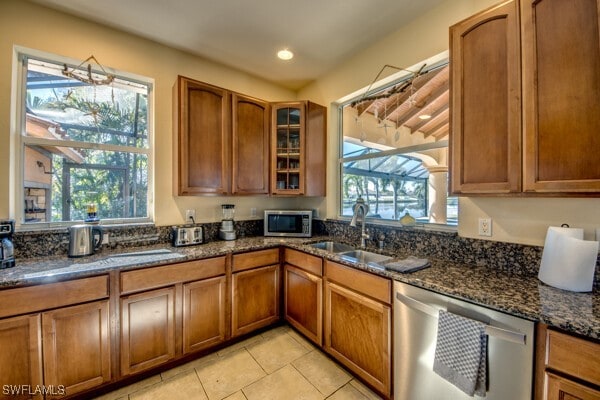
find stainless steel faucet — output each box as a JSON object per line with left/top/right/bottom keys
{"left": 350, "top": 197, "right": 370, "bottom": 248}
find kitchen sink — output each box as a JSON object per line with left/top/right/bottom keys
{"left": 309, "top": 241, "right": 355, "bottom": 253}
{"left": 339, "top": 250, "right": 393, "bottom": 265}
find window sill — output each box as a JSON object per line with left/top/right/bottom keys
{"left": 331, "top": 216, "right": 458, "bottom": 233}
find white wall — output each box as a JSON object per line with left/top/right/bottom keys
{"left": 298, "top": 0, "right": 600, "bottom": 246}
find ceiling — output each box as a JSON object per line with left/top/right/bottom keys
{"left": 351, "top": 64, "right": 449, "bottom": 141}
{"left": 31, "top": 0, "right": 445, "bottom": 90}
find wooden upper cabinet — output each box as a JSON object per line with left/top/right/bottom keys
{"left": 232, "top": 93, "right": 270, "bottom": 194}
{"left": 271, "top": 101, "right": 326, "bottom": 196}
{"left": 450, "top": 0, "right": 521, "bottom": 194}
{"left": 174, "top": 76, "right": 231, "bottom": 195}
{"left": 521, "top": 0, "right": 600, "bottom": 192}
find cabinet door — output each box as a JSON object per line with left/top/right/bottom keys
{"left": 284, "top": 264, "right": 322, "bottom": 345}
{"left": 271, "top": 102, "right": 306, "bottom": 195}
{"left": 174, "top": 76, "right": 231, "bottom": 195}
{"left": 42, "top": 301, "right": 110, "bottom": 398}
{"left": 232, "top": 93, "right": 270, "bottom": 194}
{"left": 325, "top": 281, "right": 391, "bottom": 397}
{"left": 232, "top": 265, "right": 280, "bottom": 337}
{"left": 121, "top": 287, "right": 175, "bottom": 375}
{"left": 545, "top": 372, "right": 600, "bottom": 400}
{"left": 522, "top": 0, "right": 600, "bottom": 192}
{"left": 183, "top": 276, "right": 226, "bottom": 354}
{"left": 450, "top": 0, "right": 521, "bottom": 194}
{"left": 0, "top": 315, "right": 42, "bottom": 400}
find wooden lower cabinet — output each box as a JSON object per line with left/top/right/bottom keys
{"left": 42, "top": 300, "right": 111, "bottom": 398}
{"left": 121, "top": 287, "right": 176, "bottom": 376}
{"left": 545, "top": 372, "right": 600, "bottom": 400}
{"left": 0, "top": 314, "right": 43, "bottom": 400}
{"left": 183, "top": 276, "right": 226, "bottom": 354}
{"left": 325, "top": 281, "right": 391, "bottom": 397}
{"left": 232, "top": 264, "right": 280, "bottom": 337}
{"left": 284, "top": 264, "right": 322, "bottom": 345}
{"left": 536, "top": 324, "right": 600, "bottom": 400}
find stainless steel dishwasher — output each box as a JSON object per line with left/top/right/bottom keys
{"left": 393, "top": 281, "right": 535, "bottom": 400}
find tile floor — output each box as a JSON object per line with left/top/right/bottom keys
{"left": 94, "top": 325, "right": 383, "bottom": 400}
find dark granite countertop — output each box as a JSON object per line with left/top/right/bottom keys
{"left": 1, "top": 236, "right": 598, "bottom": 341}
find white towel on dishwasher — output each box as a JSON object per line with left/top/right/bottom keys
{"left": 433, "top": 310, "right": 488, "bottom": 397}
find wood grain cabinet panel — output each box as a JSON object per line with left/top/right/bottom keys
{"left": 521, "top": 0, "right": 600, "bottom": 192}
{"left": 535, "top": 324, "right": 600, "bottom": 400}
{"left": 545, "top": 372, "right": 600, "bottom": 400}
{"left": 324, "top": 281, "right": 391, "bottom": 398}
{"left": 174, "top": 76, "right": 231, "bottom": 195}
{"left": 42, "top": 301, "right": 110, "bottom": 398}
{"left": 183, "top": 276, "right": 226, "bottom": 354}
{"left": 232, "top": 264, "right": 280, "bottom": 337}
{"left": 121, "top": 287, "right": 176, "bottom": 375}
{"left": 0, "top": 315, "right": 43, "bottom": 400}
{"left": 450, "top": 0, "right": 521, "bottom": 194}
{"left": 284, "top": 264, "right": 323, "bottom": 345}
{"left": 232, "top": 93, "right": 270, "bottom": 194}
{"left": 451, "top": 0, "right": 600, "bottom": 195}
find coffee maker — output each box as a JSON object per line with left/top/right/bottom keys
{"left": 0, "top": 219, "right": 16, "bottom": 268}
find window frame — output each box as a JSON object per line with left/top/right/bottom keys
{"left": 336, "top": 57, "right": 457, "bottom": 229}
{"left": 13, "top": 47, "right": 155, "bottom": 229}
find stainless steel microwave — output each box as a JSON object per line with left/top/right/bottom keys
{"left": 264, "top": 210, "right": 312, "bottom": 237}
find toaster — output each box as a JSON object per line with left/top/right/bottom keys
{"left": 172, "top": 225, "right": 203, "bottom": 247}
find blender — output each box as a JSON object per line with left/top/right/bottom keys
{"left": 219, "top": 204, "right": 237, "bottom": 240}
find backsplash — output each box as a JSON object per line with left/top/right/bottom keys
{"left": 320, "top": 220, "right": 600, "bottom": 286}
{"left": 11, "top": 219, "right": 599, "bottom": 287}
{"left": 13, "top": 219, "right": 264, "bottom": 259}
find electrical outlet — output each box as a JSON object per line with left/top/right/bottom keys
{"left": 250, "top": 208, "right": 257, "bottom": 218}
{"left": 478, "top": 218, "right": 492, "bottom": 237}
{"left": 102, "top": 232, "right": 110, "bottom": 245}
{"left": 185, "top": 209, "right": 196, "bottom": 223}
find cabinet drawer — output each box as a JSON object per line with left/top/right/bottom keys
{"left": 121, "top": 256, "right": 226, "bottom": 294}
{"left": 285, "top": 248, "right": 322, "bottom": 276}
{"left": 0, "top": 275, "right": 109, "bottom": 318}
{"left": 325, "top": 261, "right": 391, "bottom": 304}
{"left": 232, "top": 248, "right": 279, "bottom": 272}
{"left": 546, "top": 329, "right": 600, "bottom": 387}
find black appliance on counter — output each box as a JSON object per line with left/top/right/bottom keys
{"left": 0, "top": 219, "right": 15, "bottom": 268}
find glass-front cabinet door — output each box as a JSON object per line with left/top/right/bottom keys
{"left": 272, "top": 103, "right": 305, "bottom": 195}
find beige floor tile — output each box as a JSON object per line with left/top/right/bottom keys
{"left": 247, "top": 329, "right": 310, "bottom": 373}
{"left": 348, "top": 380, "right": 383, "bottom": 400}
{"left": 217, "top": 334, "right": 264, "bottom": 357}
{"left": 292, "top": 350, "right": 351, "bottom": 396}
{"left": 327, "top": 383, "right": 371, "bottom": 400}
{"left": 260, "top": 325, "right": 290, "bottom": 339}
{"left": 92, "top": 375, "right": 162, "bottom": 400}
{"left": 287, "top": 328, "right": 318, "bottom": 351}
{"left": 243, "top": 364, "right": 324, "bottom": 400}
{"left": 161, "top": 352, "right": 220, "bottom": 380}
{"left": 130, "top": 370, "right": 207, "bottom": 400}
{"left": 196, "top": 349, "right": 266, "bottom": 400}
{"left": 223, "top": 391, "right": 248, "bottom": 400}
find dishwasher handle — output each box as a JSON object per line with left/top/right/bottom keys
{"left": 396, "top": 291, "right": 527, "bottom": 346}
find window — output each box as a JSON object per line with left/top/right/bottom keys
{"left": 18, "top": 53, "right": 152, "bottom": 225}
{"left": 339, "top": 59, "right": 456, "bottom": 225}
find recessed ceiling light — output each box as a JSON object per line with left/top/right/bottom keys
{"left": 277, "top": 49, "right": 294, "bottom": 61}
{"left": 418, "top": 114, "right": 432, "bottom": 120}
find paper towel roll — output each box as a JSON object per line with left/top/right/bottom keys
{"left": 538, "top": 226, "right": 599, "bottom": 292}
